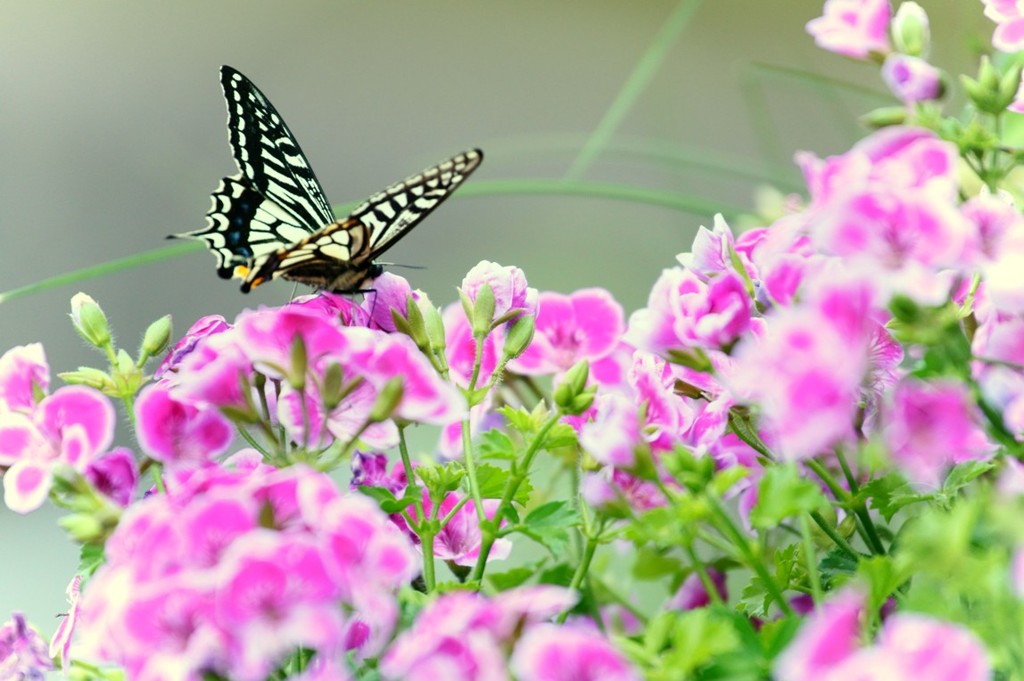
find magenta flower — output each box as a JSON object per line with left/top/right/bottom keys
{"left": 667, "top": 569, "right": 727, "bottom": 610}
{"left": 435, "top": 495, "right": 511, "bottom": 567}
{"left": 362, "top": 272, "right": 414, "bottom": 332}
{"left": 881, "top": 379, "right": 994, "bottom": 489}
{"left": 678, "top": 214, "right": 756, "bottom": 282}
{"left": 0, "top": 612, "right": 53, "bottom": 679}
{"left": 380, "top": 592, "right": 509, "bottom": 681}
{"left": 881, "top": 53, "right": 942, "bottom": 102}
{"left": 460, "top": 260, "right": 538, "bottom": 326}
{"left": 155, "top": 314, "right": 231, "bottom": 379}
{"left": 76, "top": 463, "right": 417, "bottom": 680}
{"left": 348, "top": 333, "right": 465, "bottom": 424}
{"left": 806, "top": 0, "right": 891, "bottom": 60}
{"left": 443, "top": 302, "right": 498, "bottom": 388}
{"left": 291, "top": 290, "right": 371, "bottom": 328}
{"left": 774, "top": 588, "right": 865, "bottom": 681}
{"left": 135, "top": 382, "right": 233, "bottom": 470}
{"left": 626, "top": 268, "right": 752, "bottom": 355}
{"left": 982, "top": 0, "right": 1024, "bottom": 52}
{"left": 874, "top": 614, "right": 991, "bottom": 681}
{"left": 510, "top": 623, "right": 639, "bottom": 681}
{"left": 1, "top": 385, "right": 116, "bottom": 513}
{"left": 85, "top": 447, "right": 138, "bottom": 507}
{"left": 961, "top": 191, "right": 1024, "bottom": 263}
{"left": 728, "top": 297, "right": 868, "bottom": 460}
{"left": 510, "top": 289, "right": 624, "bottom": 376}
{"left": 0, "top": 343, "right": 48, "bottom": 412}
{"left": 50, "top": 576, "right": 81, "bottom": 671}
{"left": 579, "top": 393, "right": 642, "bottom": 468}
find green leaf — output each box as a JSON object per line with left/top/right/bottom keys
{"left": 356, "top": 484, "right": 412, "bottom": 514}
{"left": 818, "top": 548, "right": 859, "bottom": 589}
{"left": 662, "top": 609, "right": 742, "bottom": 677}
{"left": 474, "top": 463, "right": 533, "bottom": 505}
{"left": 519, "top": 500, "right": 579, "bottom": 555}
{"left": 538, "top": 562, "right": 575, "bottom": 586}
{"left": 541, "top": 421, "right": 578, "bottom": 450}
{"left": 78, "top": 542, "right": 106, "bottom": 581}
{"left": 477, "top": 428, "right": 517, "bottom": 461}
{"left": 750, "top": 464, "right": 828, "bottom": 529}
{"left": 862, "top": 473, "right": 929, "bottom": 522}
{"left": 631, "top": 546, "right": 685, "bottom": 581}
{"left": 486, "top": 562, "right": 544, "bottom": 592}
{"left": 943, "top": 460, "right": 996, "bottom": 493}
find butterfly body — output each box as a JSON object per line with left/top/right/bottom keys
{"left": 174, "top": 66, "right": 482, "bottom": 293}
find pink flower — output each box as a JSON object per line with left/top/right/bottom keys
{"left": 874, "top": 614, "right": 991, "bottom": 681}
{"left": 510, "top": 289, "right": 624, "bottom": 376}
{"left": 626, "top": 268, "right": 752, "bottom": 355}
{"left": 77, "top": 464, "right": 416, "bottom": 681}
{"left": 135, "top": 382, "right": 233, "bottom": 470}
{"left": 50, "top": 576, "right": 81, "bottom": 671}
{"left": 85, "top": 447, "right": 138, "bottom": 507}
{"left": 410, "top": 491, "right": 511, "bottom": 567}
{"left": 362, "top": 272, "right": 415, "bottom": 332}
{"left": 961, "top": 191, "right": 1024, "bottom": 263}
{"left": 0, "top": 343, "right": 48, "bottom": 412}
{"left": 380, "top": 592, "right": 509, "bottom": 681}
{"left": 460, "top": 260, "right": 538, "bottom": 326}
{"left": 579, "top": 393, "right": 642, "bottom": 468}
{"left": 881, "top": 379, "right": 994, "bottom": 489}
{"left": 678, "top": 214, "right": 756, "bottom": 282}
{"left": 982, "top": 0, "right": 1024, "bottom": 52}
{"left": 0, "top": 612, "right": 53, "bottom": 679}
{"left": 155, "top": 314, "right": 231, "bottom": 379}
{"left": 774, "top": 588, "right": 865, "bottom": 681}
{"left": 667, "top": 569, "right": 727, "bottom": 610}
{"left": 0, "top": 385, "right": 116, "bottom": 513}
{"left": 511, "top": 623, "right": 639, "bottom": 681}
{"left": 443, "top": 303, "right": 498, "bottom": 389}
{"left": 348, "top": 333, "right": 466, "bottom": 425}
{"left": 806, "top": 0, "right": 891, "bottom": 59}
{"left": 728, "top": 296, "right": 868, "bottom": 460}
{"left": 881, "top": 54, "right": 942, "bottom": 102}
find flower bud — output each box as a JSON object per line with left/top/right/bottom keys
{"left": 554, "top": 360, "right": 592, "bottom": 413}
{"left": 370, "top": 377, "right": 404, "bottom": 423}
{"left": 140, "top": 315, "right": 172, "bottom": 359}
{"left": 287, "top": 335, "right": 307, "bottom": 390}
{"left": 69, "top": 293, "right": 111, "bottom": 349}
{"left": 471, "top": 283, "right": 497, "bottom": 337}
{"left": 419, "top": 297, "right": 447, "bottom": 358}
{"left": 502, "top": 315, "right": 535, "bottom": 360}
{"left": 396, "top": 292, "right": 430, "bottom": 351}
{"left": 891, "top": 2, "right": 929, "bottom": 57}
{"left": 861, "top": 106, "right": 908, "bottom": 129}
{"left": 57, "top": 367, "right": 116, "bottom": 392}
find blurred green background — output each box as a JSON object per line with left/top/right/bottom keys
{"left": 0, "top": 1, "right": 989, "bottom": 630}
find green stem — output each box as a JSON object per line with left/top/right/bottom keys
{"left": 564, "top": 0, "right": 704, "bottom": 179}
{"left": 706, "top": 493, "right": 794, "bottom": 616}
{"left": 470, "top": 410, "right": 563, "bottom": 584}
{"left": 809, "top": 510, "right": 861, "bottom": 561}
{"left": 685, "top": 545, "right": 725, "bottom": 607}
{"left": 559, "top": 526, "right": 601, "bottom": 624}
{"left": 799, "top": 514, "right": 824, "bottom": 605}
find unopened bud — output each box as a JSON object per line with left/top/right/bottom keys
{"left": 370, "top": 377, "right": 404, "bottom": 422}
{"left": 141, "top": 315, "right": 172, "bottom": 358}
{"left": 502, "top": 315, "right": 535, "bottom": 360}
{"left": 891, "top": 2, "right": 929, "bottom": 57}
{"left": 70, "top": 293, "right": 111, "bottom": 349}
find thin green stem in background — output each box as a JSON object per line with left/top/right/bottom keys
{"left": 564, "top": 0, "right": 705, "bottom": 180}
{"left": 0, "top": 179, "right": 734, "bottom": 305}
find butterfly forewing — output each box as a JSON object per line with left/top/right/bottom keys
{"left": 351, "top": 149, "right": 483, "bottom": 257}
{"left": 220, "top": 66, "right": 335, "bottom": 229}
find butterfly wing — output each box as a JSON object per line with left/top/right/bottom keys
{"left": 173, "top": 66, "right": 335, "bottom": 278}
{"left": 242, "top": 148, "right": 483, "bottom": 293}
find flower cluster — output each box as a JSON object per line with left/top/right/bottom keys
{"left": 7, "top": 1, "right": 1024, "bottom": 679}
{"left": 75, "top": 460, "right": 419, "bottom": 680}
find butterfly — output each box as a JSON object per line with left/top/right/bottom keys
{"left": 173, "top": 66, "right": 482, "bottom": 293}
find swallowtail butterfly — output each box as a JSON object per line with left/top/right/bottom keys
{"left": 173, "top": 66, "right": 482, "bottom": 293}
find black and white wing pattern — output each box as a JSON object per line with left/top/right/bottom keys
{"left": 173, "top": 66, "right": 335, "bottom": 279}
{"left": 241, "top": 149, "right": 483, "bottom": 293}
{"left": 175, "top": 66, "right": 482, "bottom": 293}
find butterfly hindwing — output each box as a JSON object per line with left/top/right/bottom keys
{"left": 242, "top": 149, "right": 483, "bottom": 293}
